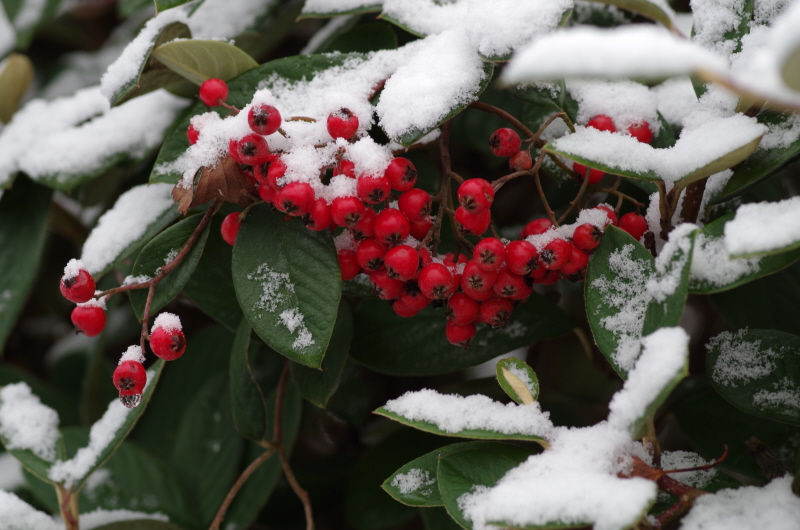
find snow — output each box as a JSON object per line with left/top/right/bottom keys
{"left": 390, "top": 468, "right": 435, "bottom": 495}
{"left": 0, "top": 452, "right": 24, "bottom": 491}
{"left": 247, "top": 264, "right": 295, "bottom": 313}
{"left": 63, "top": 259, "right": 86, "bottom": 281}
{"left": 707, "top": 329, "right": 779, "bottom": 387}
{"left": 752, "top": 0, "right": 793, "bottom": 24}
{"left": 646, "top": 223, "right": 696, "bottom": 302}
{"left": 11, "top": 0, "right": 46, "bottom": 36}
{"left": 0, "top": 8, "right": 15, "bottom": 59}
{"left": 752, "top": 377, "right": 800, "bottom": 411}
{"left": 679, "top": 476, "right": 800, "bottom": 530}
{"left": 188, "top": 0, "right": 279, "bottom": 40}
{"left": 567, "top": 80, "right": 662, "bottom": 135}
{"left": 80, "top": 183, "right": 176, "bottom": 276}
{"left": 302, "top": 0, "right": 379, "bottom": 14}
{"left": 119, "top": 345, "right": 146, "bottom": 365}
{"left": 524, "top": 207, "right": 611, "bottom": 250}
{"left": 78, "top": 295, "right": 107, "bottom": 310}
{"left": 382, "top": 388, "right": 555, "bottom": 439}
{"left": 278, "top": 308, "right": 315, "bottom": 351}
{"left": 690, "top": 232, "right": 761, "bottom": 287}
{"left": 502, "top": 26, "right": 726, "bottom": 84}
{"left": 652, "top": 77, "right": 698, "bottom": 128}
{"left": 661, "top": 450, "right": 718, "bottom": 490}
{"left": 0, "top": 490, "right": 58, "bottom": 530}
{"left": 760, "top": 112, "right": 800, "bottom": 150}
{"left": 724, "top": 196, "right": 800, "bottom": 256}
{"left": 0, "top": 383, "right": 60, "bottom": 462}
{"left": 152, "top": 312, "right": 182, "bottom": 333}
{"left": 690, "top": 0, "right": 749, "bottom": 58}
{"left": 79, "top": 509, "right": 169, "bottom": 529}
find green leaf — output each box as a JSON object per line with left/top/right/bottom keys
{"left": 544, "top": 141, "right": 662, "bottom": 183}
{"left": 689, "top": 212, "right": 800, "bottom": 294}
{"left": 0, "top": 419, "right": 64, "bottom": 485}
{"left": 781, "top": 43, "right": 800, "bottom": 92}
{"left": 152, "top": 40, "right": 258, "bottom": 86}
{"left": 80, "top": 333, "right": 117, "bottom": 426}
{"left": 437, "top": 444, "right": 532, "bottom": 529}
{"left": 316, "top": 22, "right": 398, "bottom": 54}
{"left": 706, "top": 329, "right": 800, "bottom": 426}
{"left": 155, "top": 0, "right": 192, "bottom": 13}
{"left": 230, "top": 319, "right": 268, "bottom": 442}
{"left": 291, "top": 301, "right": 353, "bottom": 408}
{"left": 128, "top": 213, "right": 210, "bottom": 320}
{"left": 0, "top": 364, "right": 80, "bottom": 426}
{"left": 421, "top": 507, "right": 462, "bottom": 530}
{"left": 496, "top": 358, "right": 539, "bottom": 405}
{"left": 508, "top": 79, "right": 578, "bottom": 129}
{"left": 642, "top": 229, "right": 696, "bottom": 336}
{"left": 0, "top": 177, "right": 51, "bottom": 356}
{"left": 350, "top": 296, "right": 573, "bottom": 376}
{"left": 651, "top": 111, "right": 678, "bottom": 149}
{"left": 298, "top": 3, "right": 382, "bottom": 18}
{"left": 383, "top": 441, "right": 535, "bottom": 508}
{"left": 673, "top": 136, "right": 763, "bottom": 193}
{"left": 232, "top": 205, "right": 341, "bottom": 368}
{"left": 0, "top": 53, "right": 33, "bottom": 124}
{"left": 583, "top": 0, "right": 676, "bottom": 29}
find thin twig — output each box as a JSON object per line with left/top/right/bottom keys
{"left": 558, "top": 172, "right": 592, "bottom": 225}
{"left": 287, "top": 116, "right": 317, "bottom": 123}
{"left": 493, "top": 151, "right": 547, "bottom": 191}
{"left": 468, "top": 101, "right": 541, "bottom": 146}
{"left": 595, "top": 188, "right": 645, "bottom": 209}
{"left": 422, "top": 121, "right": 454, "bottom": 250}
{"left": 273, "top": 361, "right": 291, "bottom": 444}
{"left": 279, "top": 448, "right": 315, "bottom": 530}
{"left": 663, "top": 445, "right": 729, "bottom": 475}
{"left": 207, "top": 447, "right": 277, "bottom": 530}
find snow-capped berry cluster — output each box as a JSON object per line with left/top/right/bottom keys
{"left": 572, "top": 114, "right": 654, "bottom": 185}
{"left": 60, "top": 259, "right": 106, "bottom": 338}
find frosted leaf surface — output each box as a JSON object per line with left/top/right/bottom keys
{"left": 652, "top": 77, "right": 699, "bottom": 128}
{"left": 690, "top": 233, "right": 761, "bottom": 287}
{"left": 708, "top": 329, "right": 779, "bottom": 387}
{"left": 391, "top": 468, "right": 436, "bottom": 495}
{"left": 752, "top": 378, "right": 800, "bottom": 411}
{"left": 690, "top": 0, "right": 749, "bottom": 58}
{"left": 79, "top": 509, "right": 170, "bottom": 529}
{"left": 0, "top": 452, "right": 24, "bottom": 491}
{"left": 189, "top": 0, "right": 279, "bottom": 40}
{"left": 724, "top": 196, "right": 800, "bottom": 256}
{"left": 0, "top": 490, "right": 59, "bottom": 530}
{"left": 302, "top": 0, "right": 381, "bottom": 14}
{"left": 0, "top": 383, "right": 60, "bottom": 462}
{"left": 661, "top": 450, "right": 718, "bottom": 490}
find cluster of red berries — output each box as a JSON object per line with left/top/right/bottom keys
{"left": 59, "top": 260, "right": 187, "bottom": 408}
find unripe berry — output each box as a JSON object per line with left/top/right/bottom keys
{"left": 353, "top": 208, "right": 376, "bottom": 240}
{"left": 457, "top": 179, "right": 494, "bottom": 214}
{"left": 586, "top": 115, "right": 616, "bottom": 132}
{"left": 398, "top": 188, "right": 432, "bottom": 222}
{"left": 187, "top": 124, "right": 200, "bottom": 145}
{"left": 229, "top": 134, "right": 270, "bottom": 166}
{"left": 521, "top": 218, "right": 553, "bottom": 238}
{"left": 627, "top": 122, "right": 653, "bottom": 144}
{"left": 302, "top": 198, "right": 332, "bottom": 231}
{"left": 199, "top": 78, "right": 228, "bottom": 107}
{"left": 473, "top": 237, "right": 505, "bottom": 272}
{"left": 384, "top": 158, "right": 417, "bottom": 191}
{"left": 619, "top": 212, "right": 648, "bottom": 241}
{"left": 370, "top": 269, "right": 404, "bottom": 300}
{"left": 60, "top": 261, "right": 96, "bottom": 303}
{"left": 572, "top": 223, "right": 603, "bottom": 251}
{"left": 357, "top": 175, "right": 390, "bottom": 205}
{"left": 509, "top": 150, "right": 533, "bottom": 171}
{"left": 445, "top": 321, "right": 477, "bottom": 349}
{"left": 384, "top": 245, "right": 418, "bottom": 281}
{"left": 71, "top": 305, "right": 106, "bottom": 337}
{"left": 418, "top": 263, "right": 455, "bottom": 299}
{"left": 561, "top": 244, "right": 589, "bottom": 276}
{"left": 573, "top": 162, "right": 605, "bottom": 185}
{"left": 540, "top": 239, "right": 573, "bottom": 270}
{"left": 334, "top": 159, "right": 356, "bottom": 178}
{"left": 221, "top": 212, "right": 241, "bottom": 246}
{"left": 276, "top": 182, "right": 315, "bottom": 216}
{"left": 373, "top": 208, "right": 410, "bottom": 247}
{"left": 504, "top": 240, "right": 538, "bottom": 276}
{"left": 356, "top": 239, "right": 386, "bottom": 272}
{"left": 248, "top": 104, "right": 282, "bottom": 136}
{"left": 338, "top": 249, "right": 361, "bottom": 281}
{"left": 409, "top": 217, "right": 432, "bottom": 240}
{"left": 489, "top": 128, "right": 521, "bottom": 157}
{"left": 461, "top": 260, "right": 497, "bottom": 301}
{"left": 446, "top": 293, "right": 479, "bottom": 326}
{"left": 331, "top": 196, "right": 365, "bottom": 227}
{"left": 455, "top": 207, "right": 491, "bottom": 236}
{"left": 327, "top": 108, "right": 359, "bottom": 139}
{"left": 113, "top": 360, "right": 146, "bottom": 408}
{"left": 492, "top": 267, "right": 529, "bottom": 299}
{"left": 479, "top": 297, "right": 513, "bottom": 328}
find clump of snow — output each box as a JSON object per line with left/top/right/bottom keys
{"left": 567, "top": 80, "right": 662, "bottom": 136}
{"left": 679, "top": 476, "right": 800, "bottom": 530}
{"left": 77, "top": 294, "right": 107, "bottom": 310}
{"left": 524, "top": 207, "right": 611, "bottom": 250}
{"left": 759, "top": 113, "right": 800, "bottom": 151}
{"left": 80, "top": 183, "right": 176, "bottom": 276}
{"left": 690, "top": 0, "right": 749, "bottom": 58}
{"left": 279, "top": 308, "right": 315, "bottom": 351}
{"left": 646, "top": 223, "right": 696, "bottom": 302}
{"left": 188, "top": 0, "right": 278, "bottom": 40}
{"left": 0, "top": 452, "right": 24, "bottom": 491}
{"left": 118, "top": 345, "right": 145, "bottom": 365}
{"left": 0, "top": 383, "right": 60, "bottom": 462}
{"left": 390, "top": 468, "right": 436, "bottom": 495}
{"left": 0, "top": 490, "right": 59, "bottom": 530}
{"left": 661, "top": 450, "right": 718, "bottom": 490}
{"left": 247, "top": 264, "right": 295, "bottom": 314}
{"left": 382, "top": 388, "right": 555, "bottom": 439}
{"left": 152, "top": 312, "right": 181, "bottom": 333}
{"left": 79, "top": 509, "right": 169, "bottom": 530}
{"left": 63, "top": 259, "right": 86, "bottom": 280}
{"left": 752, "top": 377, "right": 800, "bottom": 411}
{"left": 753, "top": 0, "right": 793, "bottom": 24}
{"left": 707, "top": 329, "right": 779, "bottom": 387}
{"left": 690, "top": 232, "right": 761, "bottom": 287}
{"left": 697, "top": 170, "right": 733, "bottom": 222}
{"left": 123, "top": 274, "right": 152, "bottom": 286}
{"left": 652, "top": 77, "right": 698, "bottom": 128}
{"left": 334, "top": 231, "right": 358, "bottom": 252}
{"left": 724, "top": 196, "right": 800, "bottom": 256}
{"left": 302, "top": 0, "right": 379, "bottom": 13}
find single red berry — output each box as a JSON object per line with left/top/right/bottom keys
{"left": 384, "top": 245, "right": 419, "bottom": 281}
{"left": 521, "top": 218, "right": 553, "bottom": 238}
{"left": 229, "top": 134, "right": 270, "bottom": 166}
{"left": 561, "top": 244, "right": 589, "bottom": 276}
{"left": 446, "top": 293, "right": 479, "bottom": 326}
{"left": 409, "top": 217, "right": 432, "bottom": 240}
{"left": 248, "top": 104, "right": 282, "bottom": 136}
{"left": 445, "top": 321, "right": 477, "bottom": 349}
{"left": 353, "top": 208, "right": 376, "bottom": 240}
{"left": 417, "top": 247, "right": 433, "bottom": 268}
{"left": 327, "top": 108, "right": 359, "bottom": 139}
{"left": 492, "top": 267, "right": 529, "bottom": 299}
{"left": 258, "top": 183, "right": 277, "bottom": 204}
{"left": 479, "top": 297, "right": 513, "bottom": 328}
{"left": 473, "top": 238, "right": 505, "bottom": 272}
{"left": 540, "top": 239, "right": 573, "bottom": 270}
{"left": 356, "top": 238, "right": 387, "bottom": 272}
{"left": 455, "top": 207, "right": 491, "bottom": 236}
{"left": 418, "top": 263, "right": 455, "bottom": 299}
{"left": 60, "top": 262, "right": 96, "bottom": 303}
{"left": 505, "top": 240, "right": 539, "bottom": 276}
{"left": 150, "top": 326, "right": 186, "bottom": 361}
{"left": 265, "top": 159, "right": 287, "bottom": 190}
{"left": 187, "top": 124, "right": 200, "bottom": 145}
{"left": 573, "top": 162, "right": 605, "bottom": 185}
{"left": 338, "top": 249, "right": 361, "bottom": 281}
{"left": 276, "top": 182, "right": 315, "bottom": 216}
{"left": 489, "top": 128, "right": 522, "bottom": 157}
{"left": 71, "top": 305, "right": 106, "bottom": 337}
{"left": 302, "top": 198, "right": 332, "bottom": 231}
{"left": 399, "top": 281, "right": 430, "bottom": 311}
{"left": 370, "top": 269, "right": 404, "bottom": 300}
{"left": 385, "top": 158, "right": 418, "bottom": 191}
{"left": 461, "top": 260, "right": 497, "bottom": 301}
{"left": 393, "top": 298, "right": 422, "bottom": 318}
{"left": 457, "top": 179, "right": 494, "bottom": 214}
{"left": 113, "top": 360, "right": 146, "bottom": 408}
{"left": 530, "top": 263, "right": 548, "bottom": 282}
{"left": 334, "top": 159, "right": 356, "bottom": 178}
{"left": 539, "top": 270, "right": 561, "bottom": 285}
{"left": 572, "top": 223, "right": 603, "bottom": 251}
{"left": 199, "top": 78, "right": 228, "bottom": 107}
{"left": 586, "top": 115, "right": 616, "bottom": 132}
{"left": 357, "top": 175, "right": 391, "bottom": 204}
{"left": 220, "top": 212, "right": 242, "bottom": 246}
{"left": 595, "top": 205, "right": 618, "bottom": 226}
{"left": 509, "top": 150, "right": 533, "bottom": 171}
{"left": 619, "top": 212, "right": 648, "bottom": 241}
{"left": 374, "top": 208, "right": 410, "bottom": 247}
{"left": 331, "top": 196, "right": 365, "bottom": 227}
{"left": 398, "top": 189, "right": 432, "bottom": 222}
{"left": 627, "top": 122, "right": 653, "bottom": 144}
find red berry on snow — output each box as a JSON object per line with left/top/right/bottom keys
{"left": 457, "top": 178, "right": 494, "bottom": 214}
{"left": 446, "top": 292, "right": 479, "bottom": 326}
{"left": 384, "top": 158, "right": 418, "bottom": 191}
{"left": 509, "top": 150, "right": 533, "bottom": 171}
{"left": 627, "top": 122, "right": 653, "bottom": 144}
{"left": 504, "top": 240, "right": 538, "bottom": 276}
{"left": 356, "top": 238, "right": 387, "bottom": 272}
{"left": 619, "top": 212, "right": 648, "bottom": 240}
{"left": 455, "top": 207, "right": 491, "bottom": 236}
{"left": 540, "top": 239, "right": 573, "bottom": 270}
{"left": 302, "top": 198, "right": 332, "bottom": 231}
{"left": 384, "top": 245, "right": 419, "bottom": 281}
{"left": 373, "top": 208, "right": 410, "bottom": 247}
{"left": 445, "top": 321, "right": 477, "bottom": 349}
{"left": 113, "top": 360, "right": 147, "bottom": 408}
{"left": 573, "top": 162, "right": 605, "bottom": 185}
{"left": 338, "top": 249, "right": 361, "bottom": 281}
{"left": 60, "top": 261, "right": 95, "bottom": 303}
{"left": 357, "top": 175, "right": 391, "bottom": 205}
{"left": 248, "top": 104, "right": 282, "bottom": 136}
{"left": 334, "top": 159, "right": 356, "bottom": 178}
{"left": 276, "top": 182, "right": 315, "bottom": 216}
{"left": 398, "top": 188, "right": 432, "bottom": 222}
{"left": 586, "top": 115, "right": 616, "bottom": 133}
{"left": 187, "top": 124, "right": 200, "bottom": 145}
{"left": 229, "top": 134, "right": 270, "bottom": 166}
{"left": 473, "top": 237, "right": 505, "bottom": 272}
{"left": 521, "top": 218, "right": 553, "bottom": 238}
{"left": 370, "top": 269, "right": 404, "bottom": 300}
{"left": 418, "top": 263, "right": 455, "bottom": 299}
{"left": 572, "top": 223, "right": 603, "bottom": 251}
{"left": 489, "top": 128, "right": 522, "bottom": 157}
{"left": 199, "top": 78, "right": 228, "bottom": 107}
{"left": 71, "top": 305, "right": 106, "bottom": 337}
{"left": 479, "top": 297, "right": 513, "bottom": 328}
{"left": 331, "top": 196, "right": 365, "bottom": 227}
{"left": 327, "top": 108, "right": 359, "bottom": 139}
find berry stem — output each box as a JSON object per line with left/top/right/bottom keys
{"left": 286, "top": 116, "right": 317, "bottom": 123}
{"left": 557, "top": 167, "right": 592, "bottom": 225}
{"left": 674, "top": 179, "right": 707, "bottom": 225}
{"left": 656, "top": 181, "right": 671, "bottom": 240}
{"left": 423, "top": 120, "right": 455, "bottom": 251}
{"left": 208, "top": 446, "right": 277, "bottom": 530}
{"left": 595, "top": 187, "right": 645, "bottom": 209}
{"left": 535, "top": 166, "right": 559, "bottom": 227}
{"left": 493, "top": 150, "right": 548, "bottom": 191}
{"left": 218, "top": 101, "right": 240, "bottom": 114}
{"left": 56, "top": 484, "right": 79, "bottom": 530}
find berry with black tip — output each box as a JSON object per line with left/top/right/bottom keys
{"left": 71, "top": 305, "right": 106, "bottom": 337}
{"left": 248, "top": 104, "right": 282, "bottom": 136}
{"left": 327, "top": 108, "right": 359, "bottom": 139}
{"left": 113, "top": 360, "right": 146, "bottom": 408}
{"left": 356, "top": 239, "right": 387, "bottom": 272}
{"left": 479, "top": 297, "right": 513, "bottom": 328}
{"left": 370, "top": 269, "right": 404, "bottom": 300}
{"left": 572, "top": 223, "right": 603, "bottom": 250}
{"left": 457, "top": 179, "right": 494, "bottom": 214}
{"left": 384, "top": 245, "right": 418, "bottom": 281}
{"left": 455, "top": 207, "right": 491, "bottom": 236}
{"left": 302, "top": 198, "right": 332, "bottom": 231}
{"left": 60, "top": 265, "right": 96, "bottom": 304}
{"left": 373, "top": 208, "right": 410, "bottom": 247}
{"left": 357, "top": 175, "right": 390, "bottom": 204}
{"left": 492, "top": 267, "right": 529, "bottom": 299}
{"left": 399, "top": 281, "right": 430, "bottom": 312}
{"left": 352, "top": 208, "right": 376, "bottom": 240}
{"left": 418, "top": 263, "right": 455, "bottom": 299}
{"left": 473, "top": 237, "right": 505, "bottom": 272}
{"left": 199, "top": 78, "right": 228, "bottom": 107}
{"left": 446, "top": 293, "right": 479, "bottom": 326}
{"left": 505, "top": 240, "right": 538, "bottom": 276}
{"left": 561, "top": 244, "right": 589, "bottom": 276}
{"left": 385, "top": 158, "right": 417, "bottom": 191}
{"left": 489, "top": 128, "right": 522, "bottom": 157}
{"left": 150, "top": 326, "right": 186, "bottom": 361}
{"left": 461, "top": 260, "right": 497, "bottom": 301}
{"left": 229, "top": 134, "right": 270, "bottom": 166}
{"left": 540, "top": 239, "right": 573, "bottom": 270}
{"left": 276, "top": 182, "right": 315, "bottom": 216}
{"left": 509, "top": 150, "right": 533, "bottom": 171}
{"left": 221, "top": 212, "right": 241, "bottom": 246}
{"left": 398, "top": 188, "right": 432, "bottom": 222}
{"left": 331, "top": 196, "right": 365, "bottom": 227}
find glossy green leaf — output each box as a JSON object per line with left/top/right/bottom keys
{"left": 0, "top": 177, "right": 51, "bottom": 355}
{"left": 651, "top": 111, "right": 678, "bottom": 149}
{"left": 642, "top": 229, "right": 696, "bottom": 337}
{"left": 421, "top": 507, "right": 462, "bottom": 529}
{"left": 152, "top": 40, "right": 258, "bottom": 86}
{"left": 232, "top": 205, "right": 340, "bottom": 368}
{"left": 509, "top": 79, "right": 578, "bottom": 129}
{"left": 80, "top": 333, "right": 117, "bottom": 426}
{"left": 291, "top": 301, "right": 353, "bottom": 408}
{"left": 438, "top": 444, "right": 532, "bottom": 529}
{"left": 155, "top": 0, "right": 192, "bottom": 13}
{"left": 351, "top": 296, "right": 573, "bottom": 376}
{"left": 689, "top": 212, "right": 800, "bottom": 294}
{"left": 496, "top": 357, "right": 539, "bottom": 405}
{"left": 317, "top": 22, "right": 398, "bottom": 54}
{"left": 230, "top": 319, "right": 268, "bottom": 442}
{"left": 584, "top": 0, "right": 676, "bottom": 29}
{"left": 129, "top": 213, "right": 210, "bottom": 320}
{"left": 707, "top": 329, "right": 800, "bottom": 426}
{"left": 298, "top": 3, "right": 382, "bottom": 18}
{"left": 0, "top": 53, "right": 33, "bottom": 124}
{"left": 673, "top": 136, "right": 763, "bottom": 193}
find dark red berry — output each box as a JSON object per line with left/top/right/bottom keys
{"left": 573, "top": 162, "right": 605, "bottom": 185}
{"left": 446, "top": 293, "right": 479, "bottom": 326}
{"left": 334, "top": 159, "right": 356, "bottom": 178}
{"left": 586, "top": 115, "right": 616, "bottom": 132}
{"left": 561, "top": 244, "right": 589, "bottom": 275}
{"left": 248, "top": 104, "right": 282, "bottom": 135}
{"left": 187, "top": 124, "right": 200, "bottom": 145}
{"left": 302, "top": 198, "right": 332, "bottom": 231}
{"left": 539, "top": 270, "right": 561, "bottom": 285}
{"left": 71, "top": 305, "right": 106, "bottom": 337}
{"left": 384, "top": 245, "right": 418, "bottom": 281}
{"left": 409, "top": 218, "right": 432, "bottom": 240}
{"left": 338, "top": 249, "right": 361, "bottom": 281}
{"left": 258, "top": 184, "right": 277, "bottom": 204}
{"left": 473, "top": 237, "right": 505, "bottom": 272}
{"left": 619, "top": 212, "right": 648, "bottom": 240}
{"left": 489, "top": 128, "right": 522, "bottom": 157}
{"left": 327, "top": 108, "right": 359, "bottom": 139}
{"left": 385, "top": 158, "right": 417, "bottom": 191}
{"left": 356, "top": 239, "right": 386, "bottom": 272}
{"left": 540, "top": 239, "right": 573, "bottom": 270}
{"left": 417, "top": 247, "right": 433, "bottom": 268}
{"left": 374, "top": 208, "right": 410, "bottom": 247}
{"left": 370, "top": 269, "right": 404, "bottom": 300}
{"left": 521, "top": 218, "right": 553, "bottom": 238}
{"left": 461, "top": 260, "right": 497, "bottom": 301}
{"left": 627, "top": 122, "right": 653, "bottom": 144}
{"left": 418, "top": 263, "right": 455, "bottom": 299}
{"left": 595, "top": 205, "right": 618, "bottom": 226}
{"left": 457, "top": 179, "right": 494, "bottom": 214}
{"left": 455, "top": 207, "right": 491, "bottom": 236}
{"left": 60, "top": 263, "right": 95, "bottom": 303}
{"left": 479, "top": 297, "right": 513, "bottom": 328}
{"left": 357, "top": 175, "right": 390, "bottom": 204}
{"left": 229, "top": 134, "right": 270, "bottom": 165}
{"left": 445, "top": 321, "right": 477, "bottom": 349}
{"left": 331, "top": 196, "right": 365, "bottom": 227}
{"left": 505, "top": 240, "right": 538, "bottom": 276}
{"left": 150, "top": 326, "right": 186, "bottom": 361}
{"left": 352, "top": 208, "right": 376, "bottom": 240}
{"left": 572, "top": 223, "right": 603, "bottom": 250}
{"left": 492, "top": 267, "right": 529, "bottom": 299}
{"left": 199, "top": 78, "right": 228, "bottom": 107}
{"left": 276, "top": 182, "right": 315, "bottom": 216}
{"left": 398, "top": 189, "right": 432, "bottom": 222}
{"left": 509, "top": 150, "right": 533, "bottom": 171}
{"left": 113, "top": 360, "right": 146, "bottom": 408}
{"left": 221, "top": 212, "right": 241, "bottom": 245}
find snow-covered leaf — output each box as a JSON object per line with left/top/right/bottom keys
{"left": 232, "top": 205, "right": 340, "bottom": 369}
{"left": 0, "top": 490, "right": 57, "bottom": 530}
{"left": 91, "top": 522, "right": 185, "bottom": 530}
{"left": 724, "top": 196, "right": 800, "bottom": 258}
{"left": 299, "top": 1, "right": 381, "bottom": 18}
{"left": 585, "top": 0, "right": 676, "bottom": 29}
{"left": 706, "top": 329, "right": 800, "bottom": 426}
{"left": 509, "top": 79, "right": 578, "bottom": 126}
{"left": 156, "top": 0, "right": 194, "bottom": 13}
{"left": 229, "top": 319, "right": 268, "bottom": 443}
{"left": 780, "top": 41, "right": 800, "bottom": 91}
{"left": 0, "top": 53, "right": 32, "bottom": 124}
{"left": 495, "top": 357, "right": 539, "bottom": 405}
{"left": 315, "top": 22, "right": 398, "bottom": 54}
{"left": 151, "top": 40, "right": 258, "bottom": 86}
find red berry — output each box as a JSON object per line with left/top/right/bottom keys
{"left": 595, "top": 205, "right": 618, "bottom": 226}
{"left": 242, "top": 168, "right": 257, "bottom": 188}
{"left": 398, "top": 188, "right": 432, "bottom": 222}
{"left": 199, "top": 78, "right": 228, "bottom": 107}
{"left": 521, "top": 218, "right": 553, "bottom": 238}
{"left": 473, "top": 238, "right": 505, "bottom": 272}
{"left": 258, "top": 183, "right": 277, "bottom": 204}
{"left": 509, "top": 151, "right": 533, "bottom": 171}
{"left": 619, "top": 212, "right": 648, "bottom": 240}
{"left": 352, "top": 208, "right": 376, "bottom": 240}
{"left": 409, "top": 217, "right": 432, "bottom": 240}
{"left": 356, "top": 239, "right": 387, "bottom": 272}
{"left": 229, "top": 134, "right": 270, "bottom": 166}
{"left": 399, "top": 281, "right": 430, "bottom": 311}
{"left": 418, "top": 263, "right": 455, "bottom": 299}
{"left": 489, "top": 128, "right": 522, "bottom": 157}
{"left": 627, "top": 122, "right": 653, "bottom": 144}
{"left": 540, "top": 239, "right": 572, "bottom": 270}
{"left": 370, "top": 269, "right": 404, "bottom": 300}
{"left": 150, "top": 326, "right": 186, "bottom": 361}
{"left": 338, "top": 249, "right": 361, "bottom": 281}
{"left": 187, "top": 124, "right": 200, "bottom": 145}
{"left": 248, "top": 104, "right": 282, "bottom": 136}
{"left": 455, "top": 207, "right": 491, "bottom": 236}
{"left": 327, "top": 108, "right": 359, "bottom": 139}
{"left": 265, "top": 159, "right": 287, "bottom": 190}
{"left": 384, "top": 158, "right": 417, "bottom": 191}
{"left": 417, "top": 247, "right": 433, "bottom": 268}
{"left": 492, "top": 267, "right": 530, "bottom": 299}
{"left": 357, "top": 175, "right": 390, "bottom": 204}
{"left": 586, "top": 115, "right": 616, "bottom": 132}
{"left": 572, "top": 223, "right": 603, "bottom": 251}
{"left": 331, "top": 196, "right": 365, "bottom": 227}
{"left": 71, "top": 305, "right": 106, "bottom": 337}
{"left": 561, "top": 244, "right": 589, "bottom": 276}
{"left": 276, "top": 182, "right": 315, "bottom": 216}
{"left": 220, "top": 212, "right": 241, "bottom": 246}
{"left": 373, "top": 208, "right": 410, "bottom": 247}
{"left": 573, "top": 162, "right": 605, "bottom": 185}
{"left": 113, "top": 360, "right": 146, "bottom": 408}
{"left": 445, "top": 321, "right": 477, "bottom": 349}
{"left": 530, "top": 264, "right": 548, "bottom": 282}
{"left": 302, "top": 198, "right": 332, "bottom": 231}
{"left": 446, "top": 293, "right": 479, "bottom": 326}
{"left": 60, "top": 263, "right": 96, "bottom": 303}
{"left": 334, "top": 159, "right": 356, "bottom": 178}
{"left": 393, "top": 298, "right": 422, "bottom": 318}
{"left": 384, "top": 245, "right": 419, "bottom": 281}
{"left": 504, "top": 240, "right": 538, "bottom": 276}
{"left": 461, "top": 260, "right": 497, "bottom": 301}
{"left": 479, "top": 297, "right": 513, "bottom": 328}
{"left": 458, "top": 179, "right": 494, "bottom": 214}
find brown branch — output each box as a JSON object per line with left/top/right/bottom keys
{"left": 595, "top": 187, "right": 646, "bottom": 209}
{"left": 57, "top": 485, "right": 79, "bottom": 530}
{"left": 494, "top": 150, "right": 548, "bottom": 191}
{"left": 422, "top": 121, "right": 455, "bottom": 251}
{"left": 208, "top": 447, "right": 277, "bottom": 530}
{"left": 557, "top": 170, "right": 591, "bottom": 225}
{"left": 676, "top": 179, "right": 707, "bottom": 225}
{"left": 273, "top": 360, "right": 291, "bottom": 444}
